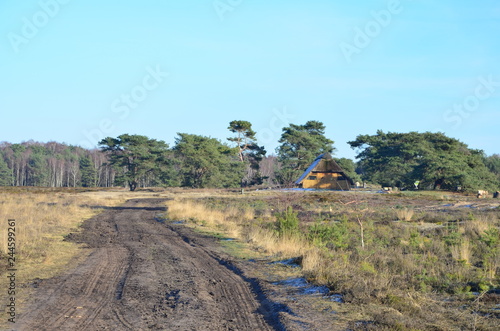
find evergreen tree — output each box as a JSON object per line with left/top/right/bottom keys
{"left": 484, "top": 154, "right": 500, "bottom": 182}
{"left": 276, "top": 121, "right": 335, "bottom": 184}
{"left": 227, "top": 120, "right": 266, "bottom": 186}
{"left": 157, "top": 150, "right": 182, "bottom": 187}
{"left": 174, "top": 133, "right": 244, "bottom": 188}
{"left": 79, "top": 155, "right": 97, "bottom": 187}
{"left": 99, "top": 134, "right": 170, "bottom": 191}
{"left": 334, "top": 157, "right": 362, "bottom": 183}
{"left": 0, "top": 156, "right": 12, "bottom": 186}
{"left": 28, "top": 149, "right": 49, "bottom": 186}
{"left": 349, "top": 131, "right": 499, "bottom": 191}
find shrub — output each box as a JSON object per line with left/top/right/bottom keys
{"left": 274, "top": 206, "right": 300, "bottom": 237}
{"left": 307, "top": 217, "right": 349, "bottom": 249}
{"left": 480, "top": 228, "right": 499, "bottom": 248}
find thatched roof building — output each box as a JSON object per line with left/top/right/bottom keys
{"left": 295, "top": 153, "right": 354, "bottom": 190}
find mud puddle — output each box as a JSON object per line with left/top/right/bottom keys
{"left": 273, "top": 277, "right": 343, "bottom": 303}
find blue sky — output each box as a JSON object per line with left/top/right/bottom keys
{"left": 1, "top": 0, "right": 499, "bottom": 159}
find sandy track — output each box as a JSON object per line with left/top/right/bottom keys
{"left": 17, "top": 199, "right": 280, "bottom": 330}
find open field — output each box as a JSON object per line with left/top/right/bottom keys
{"left": 1, "top": 187, "right": 499, "bottom": 330}
{"left": 166, "top": 189, "right": 500, "bottom": 330}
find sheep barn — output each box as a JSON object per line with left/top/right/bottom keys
{"left": 295, "top": 153, "right": 354, "bottom": 190}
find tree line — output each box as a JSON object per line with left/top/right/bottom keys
{"left": 0, "top": 121, "right": 498, "bottom": 192}
{"left": 350, "top": 131, "right": 500, "bottom": 192}
{"left": 0, "top": 141, "right": 115, "bottom": 187}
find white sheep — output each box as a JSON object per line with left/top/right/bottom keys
{"left": 477, "top": 190, "right": 488, "bottom": 198}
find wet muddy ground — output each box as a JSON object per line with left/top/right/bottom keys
{"left": 15, "top": 198, "right": 343, "bottom": 330}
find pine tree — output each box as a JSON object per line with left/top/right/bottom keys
{"left": 99, "top": 134, "right": 170, "bottom": 191}
{"left": 80, "top": 155, "right": 97, "bottom": 187}
{"left": 0, "top": 156, "right": 12, "bottom": 186}
{"left": 277, "top": 121, "right": 335, "bottom": 184}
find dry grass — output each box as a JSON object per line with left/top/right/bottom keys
{"left": 244, "top": 226, "right": 277, "bottom": 250}
{"left": 301, "top": 247, "right": 335, "bottom": 284}
{"left": 450, "top": 238, "right": 472, "bottom": 264}
{"left": 0, "top": 191, "right": 126, "bottom": 265}
{"left": 165, "top": 192, "right": 500, "bottom": 330}
{"left": 167, "top": 198, "right": 308, "bottom": 259}
{"left": 3, "top": 189, "right": 473, "bottom": 330}
{"left": 271, "top": 235, "right": 308, "bottom": 258}
{"left": 463, "top": 215, "right": 492, "bottom": 237}
{"left": 0, "top": 190, "right": 127, "bottom": 325}
{"left": 167, "top": 199, "right": 230, "bottom": 227}
{"left": 395, "top": 208, "right": 414, "bottom": 221}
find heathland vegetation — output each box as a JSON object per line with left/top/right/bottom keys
{"left": 1, "top": 187, "right": 498, "bottom": 329}
{"left": 1, "top": 122, "right": 499, "bottom": 192}
{"left": 1, "top": 152, "right": 499, "bottom": 329}
{"left": 1, "top": 121, "right": 499, "bottom": 327}
{"left": 166, "top": 190, "right": 500, "bottom": 330}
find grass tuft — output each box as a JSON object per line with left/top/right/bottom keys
{"left": 395, "top": 208, "right": 414, "bottom": 221}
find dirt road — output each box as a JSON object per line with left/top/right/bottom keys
{"left": 17, "top": 199, "right": 283, "bottom": 330}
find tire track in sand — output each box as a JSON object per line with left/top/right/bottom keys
{"left": 18, "top": 246, "right": 128, "bottom": 331}
{"left": 17, "top": 198, "right": 281, "bottom": 330}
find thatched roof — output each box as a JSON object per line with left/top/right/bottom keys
{"left": 295, "top": 153, "right": 353, "bottom": 185}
